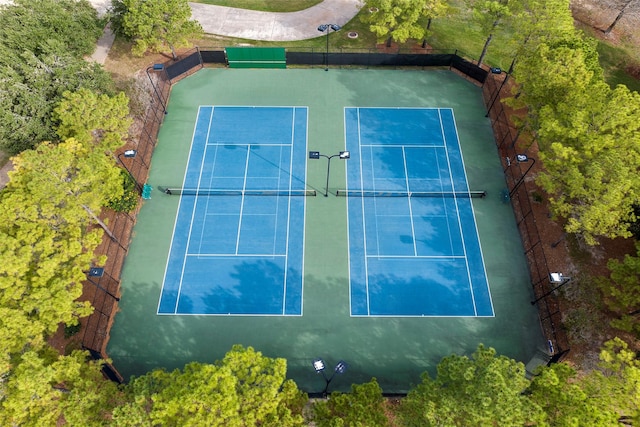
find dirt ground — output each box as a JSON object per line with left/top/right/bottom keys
{"left": 572, "top": 0, "right": 640, "bottom": 47}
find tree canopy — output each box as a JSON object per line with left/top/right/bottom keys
{"left": 504, "top": 0, "right": 640, "bottom": 244}
{"left": 111, "top": 345, "right": 307, "bottom": 426}
{"left": 362, "top": 0, "right": 449, "bottom": 47}
{"left": 0, "top": 135, "right": 125, "bottom": 373}
{"left": 398, "top": 344, "right": 545, "bottom": 426}
{"left": 0, "top": 0, "right": 112, "bottom": 154}
{"left": 111, "top": 0, "right": 203, "bottom": 58}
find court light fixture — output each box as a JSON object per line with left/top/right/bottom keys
{"left": 317, "top": 23, "right": 341, "bottom": 71}
{"left": 86, "top": 266, "right": 120, "bottom": 301}
{"left": 313, "top": 358, "right": 348, "bottom": 397}
{"left": 309, "top": 150, "right": 350, "bottom": 197}
{"left": 508, "top": 154, "right": 536, "bottom": 198}
{"left": 531, "top": 272, "right": 571, "bottom": 305}
{"left": 146, "top": 63, "right": 168, "bottom": 114}
{"left": 118, "top": 150, "right": 142, "bottom": 193}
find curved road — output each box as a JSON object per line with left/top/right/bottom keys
{"left": 189, "top": 0, "right": 363, "bottom": 41}
{"left": 83, "top": 0, "right": 363, "bottom": 41}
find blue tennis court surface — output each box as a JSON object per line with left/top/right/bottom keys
{"left": 345, "top": 108, "right": 494, "bottom": 317}
{"left": 158, "top": 106, "right": 308, "bottom": 315}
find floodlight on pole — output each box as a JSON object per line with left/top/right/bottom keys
{"left": 313, "top": 358, "right": 348, "bottom": 397}
{"left": 317, "top": 24, "right": 341, "bottom": 71}
{"left": 146, "top": 64, "right": 168, "bottom": 114}
{"left": 531, "top": 272, "right": 572, "bottom": 305}
{"left": 87, "top": 267, "right": 120, "bottom": 301}
{"left": 117, "top": 150, "right": 142, "bottom": 192}
{"left": 508, "top": 154, "right": 536, "bottom": 197}
{"left": 309, "top": 150, "right": 350, "bottom": 197}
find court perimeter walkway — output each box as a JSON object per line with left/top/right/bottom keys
{"left": 189, "top": 0, "right": 364, "bottom": 41}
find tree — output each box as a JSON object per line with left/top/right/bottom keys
{"left": 527, "top": 362, "right": 619, "bottom": 425}
{"left": 535, "top": 82, "right": 640, "bottom": 244}
{"left": 0, "top": 349, "right": 121, "bottom": 426}
{"left": 512, "top": 0, "right": 575, "bottom": 53}
{"left": 468, "top": 0, "right": 514, "bottom": 67}
{"left": 588, "top": 337, "right": 640, "bottom": 423}
{"left": 112, "top": 345, "right": 307, "bottom": 426}
{"left": 0, "top": 0, "right": 113, "bottom": 154}
{"left": 111, "top": 0, "right": 203, "bottom": 59}
{"left": 54, "top": 89, "right": 132, "bottom": 153}
{"left": 313, "top": 378, "right": 390, "bottom": 427}
{"left": 0, "top": 48, "right": 113, "bottom": 154}
{"left": 597, "top": 243, "right": 640, "bottom": 335}
{"left": 398, "top": 344, "right": 545, "bottom": 426}
{"left": 362, "top": 0, "right": 448, "bottom": 48}
{"left": 0, "top": 139, "right": 123, "bottom": 371}
{"left": 0, "top": 0, "right": 102, "bottom": 59}
{"left": 529, "top": 338, "right": 640, "bottom": 425}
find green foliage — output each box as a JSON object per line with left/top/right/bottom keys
{"left": 107, "top": 169, "right": 140, "bottom": 213}
{"left": 509, "top": 25, "right": 640, "bottom": 244}
{"left": 362, "top": 0, "right": 449, "bottom": 45}
{"left": 111, "top": 0, "right": 203, "bottom": 58}
{"left": 0, "top": 0, "right": 113, "bottom": 154}
{"left": 527, "top": 362, "right": 619, "bottom": 426}
{"left": 0, "top": 0, "right": 102, "bottom": 58}
{"left": 596, "top": 243, "right": 640, "bottom": 336}
{"left": 398, "top": 344, "right": 545, "bottom": 426}
{"left": 63, "top": 322, "right": 82, "bottom": 339}
{"left": 0, "top": 139, "right": 123, "bottom": 373}
{"left": 467, "top": 0, "right": 513, "bottom": 65}
{"left": 0, "top": 350, "right": 121, "bottom": 426}
{"left": 54, "top": 89, "right": 132, "bottom": 153}
{"left": 112, "top": 345, "right": 307, "bottom": 426}
{"left": 313, "top": 378, "right": 390, "bottom": 427}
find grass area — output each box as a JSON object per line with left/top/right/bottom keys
{"left": 140, "top": 1, "right": 638, "bottom": 91}
{"left": 190, "top": 0, "right": 322, "bottom": 12}
{"left": 596, "top": 41, "right": 640, "bottom": 92}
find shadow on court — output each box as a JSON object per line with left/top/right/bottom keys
{"left": 107, "top": 68, "right": 546, "bottom": 393}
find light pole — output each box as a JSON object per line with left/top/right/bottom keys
{"left": 309, "top": 150, "right": 350, "bottom": 197}
{"left": 317, "top": 24, "right": 341, "bottom": 71}
{"left": 313, "top": 358, "right": 348, "bottom": 397}
{"left": 88, "top": 267, "right": 120, "bottom": 301}
{"left": 531, "top": 272, "right": 571, "bottom": 305}
{"left": 508, "top": 154, "right": 536, "bottom": 197}
{"left": 117, "top": 149, "right": 141, "bottom": 192}
{"left": 146, "top": 63, "right": 168, "bottom": 114}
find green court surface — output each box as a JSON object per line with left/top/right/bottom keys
{"left": 106, "top": 68, "right": 545, "bottom": 393}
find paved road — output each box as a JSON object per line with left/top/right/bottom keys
{"left": 190, "top": 0, "right": 363, "bottom": 41}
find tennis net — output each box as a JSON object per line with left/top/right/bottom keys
{"left": 164, "top": 188, "right": 316, "bottom": 197}
{"left": 335, "top": 189, "right": 487, "bottom": 198}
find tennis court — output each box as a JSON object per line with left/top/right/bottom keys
{"left": 159, "top": 106, "right": 309, "bottom": 315}
{"left": 344, "top": 107, "right": 492, "bottom": 316}
{"left": 107, "top": 69, "right": 545, "bottom": 393}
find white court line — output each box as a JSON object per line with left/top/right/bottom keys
{"left": 174, "top": 108, "right": 215, "bottom": 314}
{"left": 439, "top": 109, "right": 477, "bottom": 316}
{"left": 281, "top": 107, "right": 296, "bottom": 315}
{"left": 361, "top": 144, "right": 446, "bottom": 148}
{"left": 206, "top": 142, "right": 292, "bottom": 146}
{"left": 366, "top": 255, "right": 466, "bottom": 259}
{"left": 447, "top": 109, "right": 495, "bottom": 316}
{"left": 234, "top": 145, "right": 252, "bottom": 255}
{"left": 356, "top": 108, "right": 372, "bottom": 316}
{"left": 299, "top": 107, "right": 310, "bottom": 317}
{"left": 344, "top": 108, "right": 353, "bottom": 317}
{"left": 402, "top": 146, "right": 418, "bottom": 257}
{"left": 158, "top": 106, "right": 208, "bottom": 314}
{"left": 187, "top": 253, "right": 287, "bottom": 258}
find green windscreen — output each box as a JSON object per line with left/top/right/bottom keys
{"left": 225, "top": 47, "right": 286, "bottom": 69}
